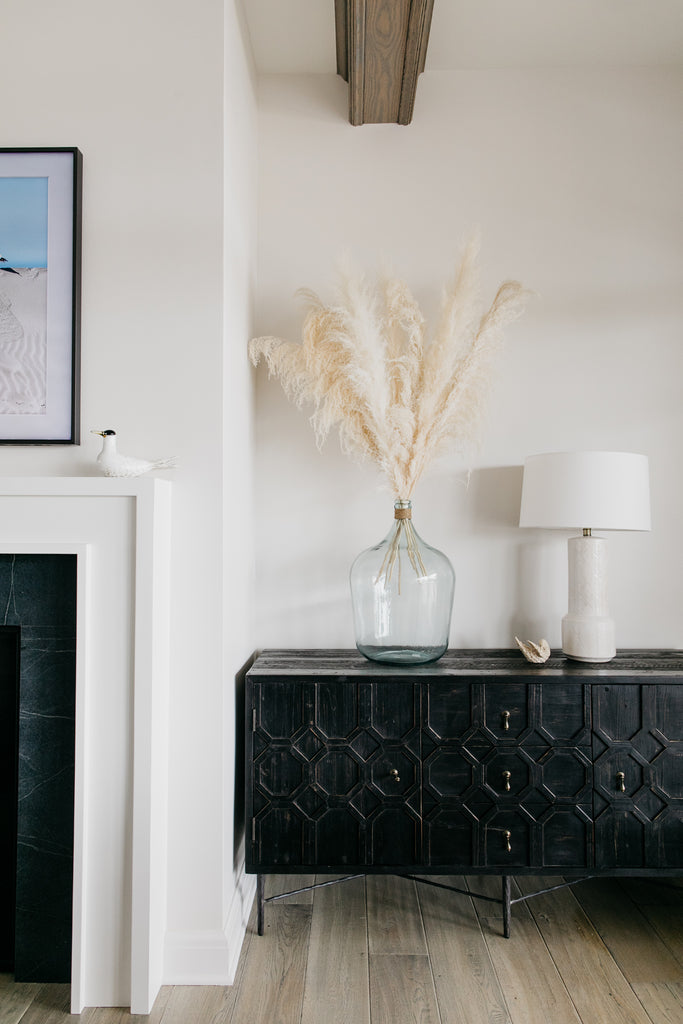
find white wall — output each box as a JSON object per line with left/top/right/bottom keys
{"left": 254, "top": 69, "right": 683, "bottom": 652}
{"left": 221, "top": 0, "right": 258, "bottom": 966}
{"left": 0, "top": 0, "right": 257, "bottom": 1000}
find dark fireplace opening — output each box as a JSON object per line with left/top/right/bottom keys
{"left": 0, "top": 554, "right": 77, "bottom": 983}
{"left": 0, "top": 626, "right": 19, "bottom": 972}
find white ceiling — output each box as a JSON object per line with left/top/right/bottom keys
{"left": 243, "top": 0, "right": 683, "bottom": 75}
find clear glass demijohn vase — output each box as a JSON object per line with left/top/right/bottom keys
{"left": 349, "top": 500, "right": 455, "bottom": 665}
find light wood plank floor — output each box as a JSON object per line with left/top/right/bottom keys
{"left": 1, "top": 876, "right": 681, "bottom": 1024}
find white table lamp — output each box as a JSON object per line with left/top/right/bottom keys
{"left": 519, "top": 451, "right": 651, "bottom": 662}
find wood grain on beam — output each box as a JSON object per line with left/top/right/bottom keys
{"left": 335, "top": 0, "right": 434, "bottom": 125}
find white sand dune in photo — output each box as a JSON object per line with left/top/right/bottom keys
{"left": 0, "top": 268, "right": 47, "bottom": 415}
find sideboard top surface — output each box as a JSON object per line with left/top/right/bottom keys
{"left": 248, "top": 648, "right": 683, "bottom": 680}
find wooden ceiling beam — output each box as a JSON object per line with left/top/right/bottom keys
{"left": 335, "top": 0, "right": 435, "bottom": 125}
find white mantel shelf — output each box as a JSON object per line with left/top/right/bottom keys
{"left": 0, "top": 477, "right": 172, "bottom": 1014}
{"left": 0, "top": 475, "right": 170, "bottom": 495}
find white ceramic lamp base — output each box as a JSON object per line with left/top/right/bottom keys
{"left": 561, "top": 534, "right": 616, "bottom": 663}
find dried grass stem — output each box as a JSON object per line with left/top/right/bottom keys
{"left": 375, "top": 519, "right": 427, "bottom": 591}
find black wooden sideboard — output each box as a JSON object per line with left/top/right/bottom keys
{"left": 245, "top": 649, "right": 682, "bottom": 935}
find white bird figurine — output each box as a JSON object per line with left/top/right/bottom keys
{"left": 92, "top": 429, "right": 178, "bottom": 477}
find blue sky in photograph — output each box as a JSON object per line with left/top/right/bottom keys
{"left": 0, "top": 177, "right": 48, "bottom": 268}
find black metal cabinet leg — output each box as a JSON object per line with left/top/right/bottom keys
{"left": 502, "top": 876, "right": 512, "bottom": 938}
{"left": 257, "top": 873, "right": 265, "bottom": 936}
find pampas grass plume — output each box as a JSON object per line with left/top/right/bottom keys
{"left": 249, "top": 239, "right": 529, "bottom": 498}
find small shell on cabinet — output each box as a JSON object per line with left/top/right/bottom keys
{"left": 515, "top": 637, "right": 551, "bottom": 664}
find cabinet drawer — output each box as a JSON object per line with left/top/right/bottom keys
{"left": 479, "top": 682, "right": 589, "bottom": 747}
{"left": 423, "top": 806, "right": 589, "bottom": 871}
{"left": 484, "top": 806, "right": 592, "bottom": 869}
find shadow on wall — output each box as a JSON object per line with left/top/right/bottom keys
{"left": 467, "top": 465, "right": 523, "bottom": 530}
{"left": 465, "top": 465, "right": 566, "bottom": 646}
{"left": 513, "top": 538, "right": 567, "bottom": 645}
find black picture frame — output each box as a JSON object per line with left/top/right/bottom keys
{"left": 0, "top": 147, "right": 82, "bottom": 444}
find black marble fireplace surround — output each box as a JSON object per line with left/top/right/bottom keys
{"left": 0, "top": 554, "right": 76, "bottom": 983}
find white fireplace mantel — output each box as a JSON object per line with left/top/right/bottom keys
{"left": 0, "top": 477, "right": 171, "bottom": 1014}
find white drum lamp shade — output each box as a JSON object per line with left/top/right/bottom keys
{"left": 519, "top": 451, "right": 651, "bottom": 662}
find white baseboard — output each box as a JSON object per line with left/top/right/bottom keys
{"left": 163, "top": 864, "right": 256, "bottom": 985}
{"left": 225, "top": 864, "right": 257, "bottom": 982}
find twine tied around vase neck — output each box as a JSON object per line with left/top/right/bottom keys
{"left": 394, "top": 501, "right": 412, "bottom": 520}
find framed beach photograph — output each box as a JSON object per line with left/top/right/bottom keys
{"left": 0, "top": 148, "right": 82, "bottom": 443}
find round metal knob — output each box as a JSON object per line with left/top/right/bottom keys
{"left": 389, "top": 768, "right": 400, "bottom": 783}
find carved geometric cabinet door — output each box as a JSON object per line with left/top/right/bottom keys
{"left": 249, "top": 677, "right": 421, "bottom": 870}
{"left": 592, "top": 683, "right": 683, "bottom": 868}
